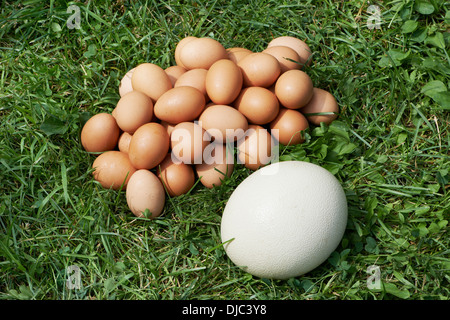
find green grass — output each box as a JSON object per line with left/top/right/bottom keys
{"left": 0, "top": 0, "right": 449, "bottom": 300}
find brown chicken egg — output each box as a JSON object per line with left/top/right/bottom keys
{"left": 160, "top": 120, "right": 176, "bottom": 137}
{"left": 118, "top": 132, "right": 132, "bottom": 154}
{"left": 175, "top": 36, "right": 198, "bottom": 69}
{"left": 237, "top": 125, "right": 274, "bottom": 171}
{"left": 233, "top": 87, "right": 279, "bottom": 125}
{"left": 198, "top": 104, "right": 248, "bottom": 143}
{"left": 119, "top": 68, "right": 135, "bottom": 97}
{"left": 196, "top": 143, "right": 234, "bottom": 189}
{"left": 126, "top": 169, "right": 165, "bottom": 219}
{"left": 128, "top": 122, "right": 170, "bottom": 170}
{"left": 170, "top": 122, "right": 210, "bottom": 164}
{"left": 226, "top": 47, "right": 252, "bottom": 64}
{"left": 178, "top": 37, "right": 228, "bottom": 70}
{"left": 174, "top": 68, "right": 209, "bottom": 100}
{"left": 274, "top": 69, "right": 313, "bottom": 109}
{"left": 270, "top": 108, "right": 309, "bottom": 145}
{"left": 237, "top": 52, "right": 281, "bottom": 88}
{"left": 165, "top": 65, "right": 187, "bottom": 86}
{"left": 81, "top": 113, "right": 120, "bottom": 153}
{"left": 206, "top": 59, "right": 243, "bottom": 105}
{"left": 300, "top": 88, "right": 339, "bottom": 126}
{"left": 113, "top": 91, "right": 153, "bottom": 134}
{"left": 157, "top": 153, "right": 195, "bottom": 197}
{"left": 131, "top": 63, "right": 172, "bottom": 102}
{"left": 92, "top": 150, "right": 136, "bottom": 190}
{"left": 154, "top": 86, "right": 205, "bottom": 124}
{"left": 267, "top": 36, "right": 312, "bottom": 67}
{"left": 262, "top": 46, "right": 302, "bottom": 73}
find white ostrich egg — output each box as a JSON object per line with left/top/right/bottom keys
{"left": 220, "top": 161, "right": 348, "bottom": 279}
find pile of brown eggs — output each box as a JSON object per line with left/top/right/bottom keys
{"left": 80, "top": 36, "right": 339, "bottom": 219}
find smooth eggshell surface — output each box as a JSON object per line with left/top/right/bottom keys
{"left": 92, "top": 151, "right": 136, "bottom": 190}
{"left": 196, "top": 143, "right": 234, "bottom": 189}
{"left": 174, "top": 68, "right": 209, "bottom": 100}
{"left": 131, "top": 63, "right": 172, "bottom": 102}
{"left": 270, "top": 108, "right": 309, "bottom": 146}
{"left": 113, "top": 91, "right": 153, "bottom": 134}
{"left": 119, "top": 68, "right": 135, "bottom": 97}
{"left": 300, "top": 88, "right": 339, "bottom": 126}
{"left": 118, "top": 132, "right": 132, "bottom": 154}
{"left": 274, "top": 69, "right": 313, "bottom": 109}
{"left": 81, "top": 113, "right": 120, "bottom": 153}
{"left": 220, "top": 161, "right": 348, "bottom": 279}
{"left": 198, "top": 104, "right": 248, "bottom": 143}
{"left": 237, "top": 52, "right": 280, "bottom": 88}
{"left": 154, "top": 86, "right": 205, "bottom": 124}
{"left": 206, "top": 59, "right": 243, "bottom": 105}
{"left": 128, "top": 122, "right": 170, "bottom": 169}
{"left": 126, "top": 169, "right": 165, "bottom": 219}
{"left": 267, "top": 36, "right": 312, "bottom": 67}
{"left": 179, "top": 37, "right": 228, "bottom": 70}
{"left": 262, "top": 46, "right": 302, "bottom": 73}
{"left": 226, "top": 47, "right": 252, "bottom": 64}
{"left": 233, "top": 86, "right": 279, "bottom": 125}
{"left": 170, "top": 122, "right": 210, "bottom": 165}
{"left": 157, "top": 153, "right": 195, "bottom": 197}
{"left": 236, "top": 125, "right": 274, "bottom": 171}
{"left": 174, "top": 36, "right": 198, "bottom": 69}
{"left": 165, "top": 65, "right": 187, "bottom": 86}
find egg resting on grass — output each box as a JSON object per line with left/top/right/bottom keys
{"left": 220, "top": 161, "right": 348, "bottom": 280}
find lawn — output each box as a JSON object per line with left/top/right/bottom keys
{"left": 0, "top": 0, "right": 449, "bottom": 301}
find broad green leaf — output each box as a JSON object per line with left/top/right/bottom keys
{"left": 425, "top": 32, "right": 445, "bottom": 49}
{"left": 429, "top": 91, "right": 450, "bottom": 110}
{"left": 401, "top": 20, "right": 418, "bottom": 33}
{"left": 414, "top": 1, "right": 435, "bottom": 15}
{"left": 40, "top": 115, "right": 68, "bottom": 136}
{"left": 384, "top": 282, "right": 411, "bottom": 299}
{"left": 421, "top": 80, "right": 446, "bottom": 97}
{"left": 51, "top": 22, "right": 62, "bottom": 33}
{"left": 410, "top": 27, "right": 428, "bottom": 42}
